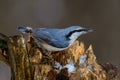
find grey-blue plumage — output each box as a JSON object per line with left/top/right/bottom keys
{"left": 33, "top": 28, "right": 69, "bottom": 48}
{"left": 18, "top": 26, "right": 93, "bottom": 51}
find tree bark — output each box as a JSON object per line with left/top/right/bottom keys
{"left": 0, "top": 34, "right": 119, "bottom": 80}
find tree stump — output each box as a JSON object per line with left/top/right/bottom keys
{"left": 0, "top": 33, "right": 119, "bottom": 80}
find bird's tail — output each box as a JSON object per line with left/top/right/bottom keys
{"left": 18, "top": 26, "right": 32, "bottom": 33}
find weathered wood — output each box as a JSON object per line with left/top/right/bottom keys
{"left": 0, "top": 34, "right": 119, "bottom": 80}
{"left": 7, "top": 35, "right": 31, "bottom": 80}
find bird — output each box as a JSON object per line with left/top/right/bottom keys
{"left": 18, "top": 26, "right": 93, "bottom": 51}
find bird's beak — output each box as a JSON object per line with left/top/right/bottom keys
{"left": 85, "top": 28, "right": 93, "bottom": 33}
{"left": 81, "top": 28, "right": 93, "bottom": 34}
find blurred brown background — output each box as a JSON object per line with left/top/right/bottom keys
{"left": 0, "top": 0, "right": 120, "bottom": 80}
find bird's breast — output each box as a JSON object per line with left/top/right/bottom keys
{"left": 41, "top": 41, "right": 68, "bottom": 51}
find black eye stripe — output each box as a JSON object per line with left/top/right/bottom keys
{"left": 66, "top": 29, "right": 87, "bottom": 38}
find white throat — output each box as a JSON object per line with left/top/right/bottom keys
{"left": 69, "top": 32, "right": 81, "bottom": 45}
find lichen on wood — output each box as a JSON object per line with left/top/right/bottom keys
{"left": 0, "top": 33, "right": 119, "bottom": 80}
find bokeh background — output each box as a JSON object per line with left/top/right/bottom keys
{"left": 0, "top": 0, "right": 120, "bottom": 80}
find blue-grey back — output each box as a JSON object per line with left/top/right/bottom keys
{"left": 34, "top": 26, "right": 81, "bottom": 39}
{"left": 33, "top": 28, "right": 69, "bottom": 48}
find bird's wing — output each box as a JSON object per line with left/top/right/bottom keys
{"left": 33, "top": 28, "right": 69, "bottom": 48}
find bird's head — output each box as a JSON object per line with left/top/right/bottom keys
{"left": 66, "top": 26, "right": 93, "bottom": 44}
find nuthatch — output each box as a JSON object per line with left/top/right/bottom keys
{"left": 18, "top": 26, "right": 93, "bottom": 51}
